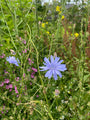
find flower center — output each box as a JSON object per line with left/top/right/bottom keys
{"left": 50, "top": 64, "right": 56, "bottom": 70}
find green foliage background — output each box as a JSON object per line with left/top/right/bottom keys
{"left": 0, "top": 0, "right": 90, "bottom": 120}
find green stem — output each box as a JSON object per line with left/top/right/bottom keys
{"left": 35, "top": 0, "right": 39, "bottom": 35}
{"left": 27, "top": 23, "right": 54, "bottom": 120}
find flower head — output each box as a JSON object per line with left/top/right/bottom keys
{"left": 56, "top": 6, "right": 61, "bottom": 12}
{"left": 41, "top": 23, "right": 45, "bottom": 28}
{"left": 32, "top": 67, "right": 37, "bottom": 72}
{"left": 0, "top": 82, "right": 4, "bottom": 87}
{"left": 61, "top": 15, "right": 65, "bottom": 20}
{"left": 15, "top": 86, "right": 18, "bottom": 93}
{"left": 46, "top": 31, "right": 50, "bottom": 34}
{"left": 4, "top": 79, "right": 10, "bottom": 84}
{"left": 39, "top": 55, "right": 67, "bottom": 80}
{"left": 74, "top": 33, "right": 79, "bottom": 37}
{"left": 6, "top": 56, "right": 20, "bottom": 66}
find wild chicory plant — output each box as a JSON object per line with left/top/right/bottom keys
{"left": 6, "top": 56, "right": 20, "bottom": 66}
{"left": 39, "top": 55, "right": 67, "bottom": 80}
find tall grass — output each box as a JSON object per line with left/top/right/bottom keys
{"left": 0, "top": 0, "right": 90, "bottom": 119}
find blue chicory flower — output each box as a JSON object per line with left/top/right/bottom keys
{"left": 6, "top": 56, "right": 20, "bottom": 66}
{"left": 39, "top": 55, "right": 67, "bottom": 80}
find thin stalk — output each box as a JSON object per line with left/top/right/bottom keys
{"left": 27, "top": 23, "right": 54, "bottom": 120}
{"left": 35, "top": 0, "right": 39, "bottom": 35}
{"left": 0, "top": 1, "right": 20, "bottom": 56}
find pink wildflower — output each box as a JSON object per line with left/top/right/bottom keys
{"left": 27, "top": 69, "right": 30, "bottom": 72}
{"left": 28, "top": 58, "right": 31, "bottom": 61}
{"left": 0, "top": 82, "right": 4, "bottom": 87}
{"left": 23, "top": 40, "right": 26, "bottom": 44}
{"left": 31, "top": 74, "right": 34, "bottom": 78}
{"left": 1, "top": 111, "right": 4, "bottom": 114}
{"left": 9, "top": 89, "right": 12, "bottom": 92}
{"left": 28, "top": 58, "right": 34, "bottom": 65}
{"left": 15, "top": 77, "right": 19, "bottom": 81}
{"left": 23, "top": 49, "right": 27, "bottom": 53}
{"left": 25, "top": 49, "right": 27, "bottom": 53}
{"left": 36, "top": 95, "right": 39, "bottom": 97}
{"left": 19, "top": 37, "right": 22, "bottom": 40}
{"left": 4, "top": 79, "right": 10, "bottom": 84}
{"left": 0, "top": 44, "right": 3, "bottom": 46}
{"left": 29, "top": 62, "right": 31, "bottom": 65}
{"left": 31, "top": 72, "right": 35, "bottom": 78}
{"left": 1, "top": 56, "right": 4, "bottom": 58}
{"left": 23, "top": 73, "right": 25, "bottom": 77}
{"left": 32, "top": 67, "right": 37, "bottom": 72}
{"left": 3, "top": 106, "right": 5, "bottom": 109}
{"left": 30, "top": 82, "right": 32, "bottom": 85}
{"left": 16, "top": 95, "right": 19, "bottom": 97}
{"left": 9, "top": 84, "right": 13, "bottom": 88}
{"left": 6, "top": 85, "right": 9, "bottom": 89}
{"left": 15, "top": 86, "right": 18, "bottom": 93}
{"left": 25, "top": 85, "right": 27, "bottom": 90}
{"left": 2, "top": 54, "right": 5, "bottom": 57}
{"left": 4, "top": 71, "right": 8, "bottom": 74}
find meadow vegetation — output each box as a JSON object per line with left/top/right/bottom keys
{"left": 0, "top": 0, "right": 90, "bottom": 119}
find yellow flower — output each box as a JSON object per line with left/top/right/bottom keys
{"left": 46, "top": 31, "right": 50, "bottom": 34}
{"left": 42, "top": 23, "right": 45, "bottom": 28}
{"left": 46, "top": 22, "right": 48, "bottom": 24}
{"left": 56, "top": 6, "right": 61, "bottom": 12}
{"left": 61, "top": 15, "right": 65, "bottom": 20}
{"left": 71, "top": 34, "right": 73, "bottom": 36}
{"left": 59, "top": 10, "right": 62, "bottom": 14}
{"left": 74, "top": 33, "right": 79, "bottom": 37}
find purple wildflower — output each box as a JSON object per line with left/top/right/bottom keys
{"left": 6, "top": 56, "right": 20, "bottom": 66}
{"left": 39, "top": 55, "right": 67, "bottom": 80}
